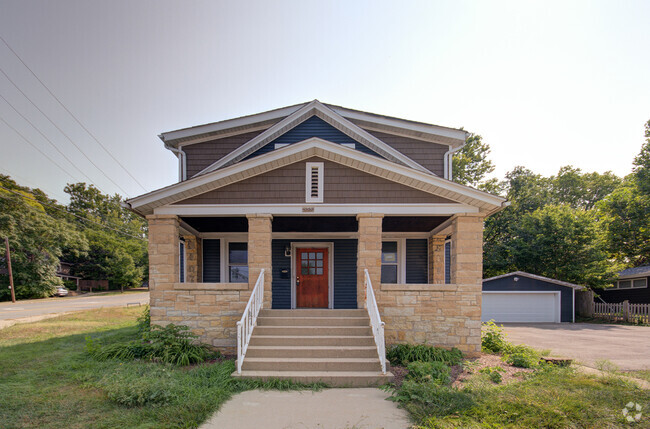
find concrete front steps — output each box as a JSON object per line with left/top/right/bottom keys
{"left": 232, "top": 309, "right": 394, "bottom": 387}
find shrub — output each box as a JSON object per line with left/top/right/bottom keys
{"left": 481, "top": 320, "right": 510, "bottom": 353}
{"left": 86, "top": 323, "right": 218, "bottom": 366}
{"left": 387, "top": 344, "right": 463, "bottom": 366}
{"left": 390, "top": 380, "right": 474, "bottom": 421}
{"left": 479, "top": 366, "right": 505, "bottom": 383}
{"left": 406, "top": 361, "right": 451, "bottom": 385}
{"left": 503, "top": 344, "right": 540, "bottom": 368}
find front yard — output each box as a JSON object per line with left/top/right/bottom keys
{"left": 0, "top": 309, "right": 648, "bottom": 428}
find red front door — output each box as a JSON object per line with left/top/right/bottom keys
{"left": 296, "top": 248, "right": 329, "bottom": 308}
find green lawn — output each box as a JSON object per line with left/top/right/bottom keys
{"left": 0, "top": 307, "right": 319, "bottom": 429}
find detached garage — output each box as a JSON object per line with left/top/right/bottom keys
{"left": 482, "top": 272, "right": 583, "bottom": 323}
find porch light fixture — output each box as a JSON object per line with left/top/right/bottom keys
{"left": 284, "top": 245, "right": 291, "bottom": 257}
{"left": 514, "top": 277, "right": 519, "bottom": 282}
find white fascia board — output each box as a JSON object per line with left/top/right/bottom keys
{"left": 127, "top": 138, "right": 505, "bottom": 211}
{"left": 328, "top": 105, "right": 468, "bottom": 146}
{"left": 159, "top": 104, "right": 305, "bottom": 145}
{"left": 153, "top": 203, "right": 479, "bottom": 216}
{"left": 193, "top": 100, "right": 433, "bottom": 177}
{"left": 483, "top": 271, "right": 584, "bottom": 290}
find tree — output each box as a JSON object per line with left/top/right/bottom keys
{"left": 63, "top": 183, "right": 148, "bottom": 290}
{"left": 508, "top": 205, "right": 614, "bottom": 287}
{"left": 550, "top": 166, "right": 621, "bottom": 210}
{"left": 0, "top": 176, "right": 87, "bottom": 299}
{"left": 598, "top": 120, "right": 650, "bottom": 267}
{"left": 452, "top": 133, "right": 496, "bottom": 191}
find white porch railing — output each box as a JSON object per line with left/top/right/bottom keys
{"left": 364, "top": 269, "right": 387, "bottom": 374}
{"left": 236, "top": 269, "right": 265, "bottom": 374}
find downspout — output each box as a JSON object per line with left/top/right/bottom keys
{"left": 443, "top": 144, "right": 465, "bottom": 181}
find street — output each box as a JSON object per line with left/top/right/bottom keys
{"left": 0, "top": 292, "right": 149, "bottom": 324}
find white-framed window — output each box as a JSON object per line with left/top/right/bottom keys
{"left": 305, "top": 162, "right": 324, "bottom": 203}
{"left": 616, "top": 278, "right": 648, "bottom": 289}
{"left": 179, "top": 240, "right": 186, "bottom": 283}
{"left": 227, "top": 242, "right": 248, "bottom": 282}
{"left": 275, "top": 143, "right": 290, "bottom": 149}
{"left": 381, "top": 241, "right": 399, "bottom": 283}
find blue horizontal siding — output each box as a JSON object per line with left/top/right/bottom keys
{"left": 271, "top": 239, "right": 357, "bottom": 309}
{"left": 202, "top": 239, "right": 221, "bottom": 282}
{"left": 444, "top": 241, "right": 451, "bottom": 284}
{"left": 405, "top": 239, "right": 428, "bottom": 284}
{"left": 245, "top": 116, "right": 381, "bottom": 159}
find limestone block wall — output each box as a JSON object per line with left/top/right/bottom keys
{"left": 376, "top": 283, "right": 482, "bottom": 355}
{"left": 151, "top": 283, "right": 251, "bottom": 352}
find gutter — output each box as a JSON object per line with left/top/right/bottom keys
{"left": 162, "top": 137, "right": 187, "bottom": 181}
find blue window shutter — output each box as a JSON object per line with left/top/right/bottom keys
{"left": 444, "top": 241, "right": 451, "bottom": 284}
{"left": 405, "top": 239, "right": 428, "bottom": 284}
{"left": 202, "top": 239, "right": 221, "bottom": 282}
{"left": 179, "top": 241, "right": 185, "bottom": 283}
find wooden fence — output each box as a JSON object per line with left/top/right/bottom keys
{"left": 593, "top": 300, "right": 650, "bottom": 324}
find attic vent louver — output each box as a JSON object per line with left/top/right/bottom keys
{"left": 305, "top": 162, "right": 324, "bottom": 203}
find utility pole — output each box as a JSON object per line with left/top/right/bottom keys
{"left": 5, "top": 237, "right": 16, "bottom": 303}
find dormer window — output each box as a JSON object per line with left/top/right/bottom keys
{"left": 305, "top": 162, "right": 324, "bottom": 203}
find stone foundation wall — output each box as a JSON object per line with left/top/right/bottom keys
{"left": 151, "top": 283, "right": 251, "bottom": 353}
{"left": 376, "top": 283, "right": 482, "bottom": 355}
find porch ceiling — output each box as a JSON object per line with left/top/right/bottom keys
{"left": 179, "top": 215, "right": 449, "bottom": 234}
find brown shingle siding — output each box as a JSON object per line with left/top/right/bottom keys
{"left": 182, "top": 129, "right": 267, "bottom": 178}
{"left": 175, "top": 158, "right": 457, "bottom": 205}
{"left": 364, "top": 130, "right": 448, "bottom": 176}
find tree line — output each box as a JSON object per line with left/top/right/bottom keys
{"left": 0, "top": 179, "right": 147, "bottom": 300}
{"left": 454, "top": 119, "right": 650, "bottom": 288}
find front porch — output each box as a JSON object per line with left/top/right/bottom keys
{"left": 147, "top": 212, "right": 484, "bottom": 354}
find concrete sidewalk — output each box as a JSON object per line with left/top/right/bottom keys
{"left": 201, "top": 388, "right": 410, "bottom": 429}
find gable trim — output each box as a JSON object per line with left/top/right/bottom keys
{"left": 193, "top": 100, "right": 433, "bottom": 177}
{"left": 127, "top": 138, "right": 506, "bottom": 216}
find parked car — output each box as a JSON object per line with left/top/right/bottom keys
{"left": 54, "top": 287, "right": 69, "bottom": 297}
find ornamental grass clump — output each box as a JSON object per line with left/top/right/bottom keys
{"left": 387, "top": 344, "right": 463, "bottom": 367}
{"left": 86, "top": 308, "right": 217, "bottom": 366}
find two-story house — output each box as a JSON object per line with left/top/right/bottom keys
{"left": 126, "top": 100, "right": 507, "bottom": 385}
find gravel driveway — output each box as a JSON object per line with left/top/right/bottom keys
{"left": 501, "top": 323, "right": 650, "bottom": 370}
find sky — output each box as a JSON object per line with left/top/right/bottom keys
{"left": 0, "top": 0, "right": 649, "bottom": 202}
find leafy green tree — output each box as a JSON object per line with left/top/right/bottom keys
{"left": 598, "top": 121, "right": 650, "bottom": 266}
{"left": 452, "top": 134, "right": 496, "bottom": 191}
{"left": 63, "top": 183, "right": 148, "bottom": 289}
{"left": 508, "top": 205, "right": 614, "bottom": 286}
{"left": 551, "top": 166, "right": 621, "bottom": 210}
{"left": 0, "top": 176, "right": 87, "bottom": 299}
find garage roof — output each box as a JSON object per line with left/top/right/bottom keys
{"left": 483, "top": 271, "right": 584, "bottom": 290}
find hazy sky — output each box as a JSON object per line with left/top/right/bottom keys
{"left": 1, "top": 0, "right": 649, "bottom": 201}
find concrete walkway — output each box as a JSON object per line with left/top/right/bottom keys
{"left": 201, "top": 388, "right": 411, "bottom": 429}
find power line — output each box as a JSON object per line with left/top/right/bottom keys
{"left": 0, "top": 165, "right": 68, "bottom": 202}
{"left": 0, "top": 35, "right": 148, "bottom": 192}
{"left": 0, "top": 112, "right": 83, "bottom": 184}
{"left": 0, "top": 65, "right": 132, "bottom": 196}
{"left": 0, "top": 184, "right": 146, "bottom": 241}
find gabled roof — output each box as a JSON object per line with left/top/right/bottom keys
{"left": 126, "top": 137, "right": 506, "bottom": 216}
{"left": 192, "top": 100, "right": 434, "bottom": 177}
{"left": 483, "top": 271, "right": 584, "bottom": 290}
{"left": 159, "top": 100, "right": 468, "bottom": 149}
{"left": 618, "top": 266, "right": 650, "bottom": 279}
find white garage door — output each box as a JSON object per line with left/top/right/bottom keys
{"left": 482, "top": 292, "right": 560, "bottom": 323}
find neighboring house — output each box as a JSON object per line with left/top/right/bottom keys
{"left": 597, "top": 266, "right": 650, "bottom": 304}
{"left": 56, "top": 262, "right": 81, "bottom": 290}
{"left": 482, "top": 271, "right": 583, "bottom": 323}
{"left": 126, "top": 100, "right": 507, "bottom": 384}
